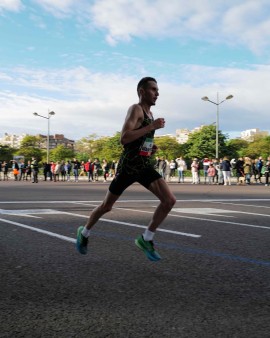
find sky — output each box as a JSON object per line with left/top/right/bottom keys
{"left": 1, "top": 0, "right": 270, "bottom": 141}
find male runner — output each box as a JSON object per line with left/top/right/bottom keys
{"left": 76, "top": 77, "right": 176, "bottom": 261}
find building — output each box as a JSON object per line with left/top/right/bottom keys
{"left": 0, "top": 132, "right": 75, "bottom": 150}
{"left": 175, "top": 126, "right": 204, "bottom": 144}
{"left": 0, "top": 133, "right": 26, "bottom": 148}
{"left": 240, "top": 128, "right": 269, "bottom": 142}
{"left": 176, "top": 129, "right": 190, "bottom": 144}
{"left": 38, "top": 134, "right": 75, "bottom": 150}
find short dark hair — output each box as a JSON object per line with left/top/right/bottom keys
{"left": 137, "top": 77, "right": 157, "bottom": 96}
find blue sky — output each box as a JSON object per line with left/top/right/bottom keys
{"left": 1, "top": 0, "right": 270, "bottom": 141}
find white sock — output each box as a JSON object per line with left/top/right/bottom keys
{"left": 143, "top": 229, "right": 155, "bottom": 241}
{"left": 82, "top": 227, "right": 91, "bottom": 238}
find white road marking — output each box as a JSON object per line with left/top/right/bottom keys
{"left": 172, "top": 208, "right": 236, "bottom": 217}
{"left": 0, "top": 198, "right": 270, "bottom": 204}
{"left": 0, "top": 208, "right": 201, "bottom": 238}
{"left": 211, "top": 201, "right": 270, "bottom": 209}
{"left": 0, "top": 209, "right": 62, "bottom": 218}
{"left": 60, "top": 211, "right": 201, "bottom": 238}
{"left": 0, "top": 218, "right": 75, "bottom": 243}
{"left": 73, "top": 204, "right": 270, "bottom": 231}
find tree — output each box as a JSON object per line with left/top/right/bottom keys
{"left": 184, "top": 125, "right": 227, "bottom": 159}
{"left": 15, "top": 147, "right": 43, "bottom": 163}
{"left": 226, "top": 139, "right": 249, "bottom": 159}
{"left": 95, "top": 133, "right": 123, "bottom": 162}
{"left": 154, "top": 136, "right": 183, "bottom": 160}
{"left": 49, "top": 145, "right": 75, "bottom": 162}
{"left": 20, "top": 135, "right": 42, "bottom": 148}
{"left": 75, "top": 134, "right": 100, "bottom": 160}
{"left": 244, "top": 136, "right": 270, "bottom": 159}
{"left": 0, "top": 145, "right": 15, "bottom": 162}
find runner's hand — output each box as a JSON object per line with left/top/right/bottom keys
{"left": 152, "top": 118, "right": 165, "bottom": 130}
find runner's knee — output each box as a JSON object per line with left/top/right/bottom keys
{"left": 162, "top": 195, "right": 176, "bottom": 210}
{"left": 99, "top": 202, "right": 113, "bottom": 213}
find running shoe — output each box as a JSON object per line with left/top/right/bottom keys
{"left": 76, "top": 226, "right": 88, "bottom": 255}
{"left": 135, "top": 235, "right": 161, "bottom": 261}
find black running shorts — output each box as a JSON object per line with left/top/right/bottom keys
{"left": 109, "top": 167, "right": 162, "bottom": 196}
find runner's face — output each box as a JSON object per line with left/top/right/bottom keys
{"left": 142, "top": 81, "right": 159, "bottom": 105}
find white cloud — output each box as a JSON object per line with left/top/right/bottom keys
{"left": 1, "top": 64, "right": 270, "bottom": 140}
{"left": 0, "top": 0, "right": 23, "bottom": 12}
{"left": 32, "top": 0, "right": 90, "bottom": 18}
{"left": 90, "top": 0, "right": 270, "bottom": 53}
{"left": 29, "top": 0, "right": 270, "bottom": 53}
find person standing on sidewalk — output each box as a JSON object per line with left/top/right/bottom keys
{"left": 76, "top": 77, "right": 176, "bottom": 261}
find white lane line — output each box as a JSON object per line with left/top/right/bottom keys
{"left": 211, "top": 201, "right": 270, "bottom": 209}
{"left": 60, "top": 211, "right": 201, "bottom": 238}
{"left": 83, "top": 204, "right": 270, "bottom": 231}
{"left": 0, "top": 218, "right": 75, "bottom": 243}
{"left": 1, "top": 198, "right": 270, "bottom": 205}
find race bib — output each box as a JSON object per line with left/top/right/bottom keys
{"left": 139, "top": 137, "right": 153, "bottom": 156}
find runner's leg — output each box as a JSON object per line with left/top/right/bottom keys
{"left": 146, "top": 178, "right": 176, "bottom": 232}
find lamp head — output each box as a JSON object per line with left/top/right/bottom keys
{"left": 201, "top": 96, "right": 209, "bottom": 101}
{"left": 33, "top": 112, "right": 38, "bottom": 116}
{"left": 49, "top": 111, "right": 55, "bottom": 116}
{"left": 226, "top": 95, "right": 233, "bottom": 100}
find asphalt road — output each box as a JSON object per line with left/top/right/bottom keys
{"left": 0, "top": 180, "right": 270, "bottom": 338}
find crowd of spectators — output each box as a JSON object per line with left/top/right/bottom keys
{"left": 0, "top": 158, "right": 117, "bottom": 183}
{"left": 155, "top": 155, "right": 270, "bottom": 186}
{"left": 1, "top": 155, "right": 270, "bottom": 186}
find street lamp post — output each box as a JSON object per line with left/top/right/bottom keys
{"left": 201, "top": 93, "right": 233, "bottom": 159}
{"left": 33, "top": 110, "right": 55, "bottom": 163}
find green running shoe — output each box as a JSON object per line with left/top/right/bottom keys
{"left": 76, "top": 226, "right": 88, "bottom": 255}
{"left": 135, "top": 235, "right": 161, "bottom": 261}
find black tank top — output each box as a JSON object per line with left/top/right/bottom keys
{"left": 117, "top": 110, "right": 155, "bottom": 175}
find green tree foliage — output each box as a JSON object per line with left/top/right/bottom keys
{"left": 17, "top": 135, "right": 43, "bottom": 163}
{"left": 20, "top": 135, "right": 42, "bottom": 148}
{"left": 75, "top": 133, "right": 123, "bottom": 163}
{"left": 49, "top": 145, "right": 75, "bottom": 162}
{"left": 225, "top": 139, "right": 249, "bottom": 159}
{"left": 244, "top": 136, "right": 270, "bottom": 159}
{"left": 75, "top": 134, "right": 100, "bottom": 160}
{"left": 0, "top": 145, "right": 15, "bottom": 162}
{"left": 184, "top": 125, "right": 227, "bottom": 159}
{"left": 154, "top": 136, "right": 183, "bottom": 160}
{"left": 95, "top": 133, "right": 123, "bottom": 162}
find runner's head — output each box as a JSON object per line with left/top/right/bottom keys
{"left": 137, "top": 77, "right": 157, "bottom": 96}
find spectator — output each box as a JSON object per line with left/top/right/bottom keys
{"left": 164, "top": 159, "right": 171, "bottom": 182}
{"left": 11, "top": 160, "right": 19, "bottom": 181}
{"left": 25, "top": 161, "right": 32, "bottom": 181}
{"left": 256, "top": 157, "right": 264, "bottom": 184}
{"left": 93, "top": 158, "right": 101, "bottom": 181}
{"left": 65, "top": 161, "right": 72, "bottom": 182}
{"left": 202, "top": 157, "right": 211, "bottom": 184}
{"left": 71, "top": 158, "right": 80, "bottom": 182}
{"left": 264, "top": 156, "right": 270, "bottom": 186}
{"left": 110, "top": 160, "right": 116, "bottom": 178}
{"left": 60, "top": 161, "right": 66, "bottom": 181}
{"left": 222, "top": 157, "right": 231, "bottom": 186}
{"left": 235, "top": 157, "right": 244, "bottom": 185}
{"left": 3, "top": 161, "right": 9, "bottom": 180}
{"left": 169, "top": 160, "right": 176, "bottom": 179}
{"left": 207, "top": 163, "right": 216, "bottom": 184}
{"left": 31, "top": 157, "right": 39, "bottom": 183}
{"left": 0, "top": 160, "right": 2, "bottom": 180}
{"left": 53, "top": 161, "right": 61, "bottom": 182}
{"left": 191, "top": 159, "right": 199, "bottom": 184}
{"left": 18, "top": 160, "right": 26, "bottom": 181}
{"left": 102, "top": 159, "right": 109, "bottom": 182}
{"left": 158, "top": 157, "right": 166, "bottom": 179}
{"left": 243, "top": 157, "right": 252, "bottom": 185}
{"left": 176, "top": 156, "right": 186, "bottom": 183}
